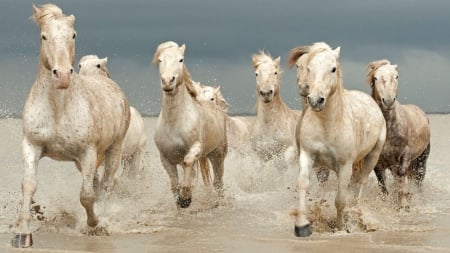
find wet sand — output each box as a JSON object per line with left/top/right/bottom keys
{"left": 1, "top": 115, "right": 449, "bottom": 253}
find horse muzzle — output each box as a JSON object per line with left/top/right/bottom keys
{"left": 259, "top": 90, "right": 274, "bottom": 103}
{"left": 381, "top": 97, "right": 396, "bottom": 110}
{"left": 307, "top": 96, "right": 325, "bottom": 112}
{"left": 52, "top": 68, "right": 73, "bottom": 89}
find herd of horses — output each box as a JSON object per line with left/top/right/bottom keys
{"left": 12, "top": 3, "right": 431, "bottom": 248}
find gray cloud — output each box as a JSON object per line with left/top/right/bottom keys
{"left": 1, "top": 0, "right": 449, "bottom": 116}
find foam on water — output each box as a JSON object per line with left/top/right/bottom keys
{"left": 1, "top": 116, "right": 449, "bottom": 242}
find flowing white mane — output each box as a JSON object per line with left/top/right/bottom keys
{"left": 32, "top": 4, "right": 74, "bottom": 26}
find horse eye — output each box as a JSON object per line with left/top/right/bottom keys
{"left": 96, "top": 64, "right": 101, "bottom": 69}
{"left": 41, "top": 34, "right": 47, "bottom": 40}
{"left": 331, "top": 67, "right": 336, "bottom": 73}
{"left": 255, "top": 73, "right": 258, "bottom": 77}
{"left": 396, "top": 75, "right": 399, "bottom": 79}
{"left": 373, "top": 77, "right": 378, "bottom": 81}
{"left": 274, "top": 71, "right": 278, "bottom": 75}
{"left": 210, "top": 98, "right": 214, "bottom": 101}
{"left": 79, "top": 64, "right": 81, "bottom": 68}
{"left": 179, "top": 59, "right": 184, "bottom": 63}
{"left": 72, "top": 33, "right": 76, "bottom": 39}
{"left": 158, "top": 59, "right": 162, "bottom": 63}
{"left": 295, "top": 64, "right": 299, "bottom": 68}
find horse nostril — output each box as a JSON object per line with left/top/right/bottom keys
{"left": 260, "top": 91, "right": 264, "bottom": 96}
{"left": 269, "top": 90, "right": 273, "bottom": 95}
{"left": 52, "top": 69, "right": 57, "bottom": 75}
{"left": 171, "top": 76, "right": 175, "bottom": 82}
{"left": 318, "top": 97, "right": 325, "bottom": 105}
{"left": 70, "top": 68, "right": 74, "bottom": 74}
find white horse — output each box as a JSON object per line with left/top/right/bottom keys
{"left": 195, "top": 84, "right": 251, "bottom": 152}
{"left": 78, "top": 54, "right": 110, "bottom": 77}
{"left": 367, "top": 59, "right": 431, "bottom": 209}
{"left": 79, "top": 55, "right": 147, "bottom": 177}
{"left": 250, "top": 51, "right": 301, "bottom": 172}
{"left": 153, "top": 41, "right": 228, "bottom": 208}
{"left": 14, "top": 4, "right": 130, "bottom": 248}
{"left": 294, "top": 43, "right": 386, "bottom": 237}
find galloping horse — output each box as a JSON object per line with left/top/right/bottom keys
{"left": 153, "top": 41, "right": 227, "bottom": 208}
{"left": 294, "top": 43, "right": 386, "bottom": 237}
{"left": 14, "top": 4, "right": 130, "bottom": 248}
{"left": 367, "top": 59, "right": 431, "bottom": 209}
{"left": 79, "top": 55, "right": 147, "bottom": 177}
{"left": 250, "top": 51, "right": 301, "bottom": 172}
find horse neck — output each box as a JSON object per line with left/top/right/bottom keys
{"left": 381, "top": 101, "right": 401, "bottom": 125}
{"left": 257, "top": 94, "right": 286, "bottom": 123}
{"left": 161, "top": 81, "right": 194, "bottom": 123}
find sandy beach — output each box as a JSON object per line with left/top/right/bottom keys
{"left": 1, "top": 115, "right": 449, "bottom": 253}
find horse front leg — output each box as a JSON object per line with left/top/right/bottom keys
{"left": 79, "top": 148, "right": 100, "bottom": 229}
{"left": 12, "top": 138, "right": 42, "bottom": 248}
{"left": 179, "top": 141, "right": 202, "bottom": 208}
{"left": 295, "top": 150, "right": 312, "bottom": 237}
{"left": 159, "top": 156, "right": 179, "bottom": 202}
{"left": 397, "top": 153, "right": 412, "bottom": 210}
{"left": 335, "top": 162, "right": 353, "bottom": 231}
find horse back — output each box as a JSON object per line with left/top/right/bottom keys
{"left": 343, "top": 90, "right": 386, "bottom": 159}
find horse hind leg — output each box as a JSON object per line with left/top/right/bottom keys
{"left": 208, "top": 149, "right": 226, "bottom": 198}
{"left": 374, "top": 165, "right": 388, "bottom": 196}
{"left": 411, "top": 142, "right": 430, "bottom": 188}
{"left": 102, "top": 142, "right": 124, "bottom": 195}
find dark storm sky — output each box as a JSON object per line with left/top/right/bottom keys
{"left": 1, "top": 0, "right": 449, "bottom": 116}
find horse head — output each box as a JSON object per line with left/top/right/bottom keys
{"left": 288, "top": 42, "right": 332, "bottom": 97}
{"left": 153, "top": 41, "right": 186, "bottom": 94}
{"left": 252, "top": 52, "right": 281, "bottom": 103}
{"left": 368, "top": 59, "right": 399, "bottom": 111}
{"left": 33, "top": 4, "right": 76, "bottom": 89}
{"left": 306, "top": 45, "right": 341, "bottom": 112}
{"left": 198, "top": 85, "right": 230, "bottom": 112}
{"left": 78, "top": 55, "right": 110, "bottom": 77}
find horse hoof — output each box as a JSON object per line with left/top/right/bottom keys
{"left": 11, "top": 233, "right": 33, "bottom": 248}
{"left": 177, "top": 197, "right": 192, "bottom": 208}
{"left": 295, "top": 224, "right": 312, "bottom": 237}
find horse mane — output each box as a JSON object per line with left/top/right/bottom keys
{"left": 287, "top": 42, "right": 332, "bottom": 69}
{"left": 367, "top": 59, "right": 391, "bottom": 86}
{"left": 306, "top": 44, "right": 344, "bottom": 94}
{"left": 252, "top": 51, "right": 283, "bottom": 76}
{"left": 287, "top": 46, "right": 310, "bottom": 69}
{"left": 152, "top": 41, "right": 179, "bottom": 65}
{"left": 153, "top": 41, "right": 197, "bottom": 97}
{"left": 32, "top": 4, "right": 74, "bottom": 26}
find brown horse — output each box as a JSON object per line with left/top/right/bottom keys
{"left": 14, "top": 4, "right": 130, "bottom": 248}
{"left": 368, "top": 59, "right": 431, "bottom": 209}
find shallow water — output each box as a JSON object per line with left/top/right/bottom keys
{"left": 1, "top": 115, "right": 449, "bottom": 252}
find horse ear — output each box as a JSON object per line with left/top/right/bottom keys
{"left": 274, "top": 56, "right": 281, "bottom": 67}
{"left": 179, "top": 44, "right": 186, "bottom": 54}
{"left": 333, "top": 47, "right": 341, "bottom": 58}
{"left": 67, "top": 14, "right": 75, "bottom": 24}
{"left": 32, "top": 4, "right": 41, "bottom": 23}
{"left": 393, "top": 64, "right": 398, "bottom": 70}
{"left": 101, "top": 57, "right": 108, "bottom": 65}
